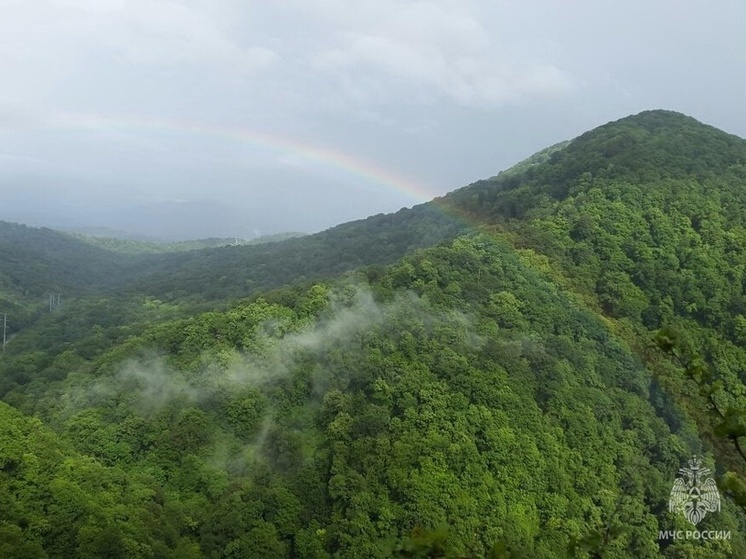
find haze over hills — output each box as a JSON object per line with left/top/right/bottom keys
{"left": 3, "top": 110, "right": 746, "bottom": 557}
{"left": 0, "top": 163, "right": 433, "bottom": 241}
{"left": 0, "top": 196, "right": 287, "bottom": 242}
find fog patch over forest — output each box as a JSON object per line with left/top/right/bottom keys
{"left": 52, "top": 284, "right": 481, "bottom": 474}
{"left": 80, "top": 285, "right": 473, "bottom": 404}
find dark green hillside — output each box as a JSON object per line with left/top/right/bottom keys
{"left": 0, "top": 222, "right": 138, "bottom": 297}
{"left": 4, "top": 200, "right": 466, "bottom": 309}
{"left": 121, "top": 203, "right": 468, "bottom": 302}
{"left": 0, "top": 202, "right": 465, "bottom": 339}
{"left": 0, "top": 222, "right": 146, "bottom": 334}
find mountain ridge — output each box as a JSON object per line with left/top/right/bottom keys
{"left": 444, "top": 109, "right": 746, "bottom": 219}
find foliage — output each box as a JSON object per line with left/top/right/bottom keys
{"left": 0, "top": 401, "right": 197, "bottom": 557}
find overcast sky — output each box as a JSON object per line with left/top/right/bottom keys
{"left": 1, "top": 0, "right": 744, "bottom": 239}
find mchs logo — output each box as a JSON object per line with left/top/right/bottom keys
{"left": 668, "top": 455, "right": 720, "bottom": 525}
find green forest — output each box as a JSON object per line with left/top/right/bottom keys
{"left": 2, "top": 110, "right": 746, "bottom": 557}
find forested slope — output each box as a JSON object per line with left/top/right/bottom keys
{"left": 0, "top": 222, "right": 130, "bottom": 298}
{"left": 119, "top": 202, "right": 468, "bottom": 302}
{"left": 0, "top": 222, "right": 140, "bottom": 332}
{"left": 445, "top": 110, "right": 746, "bottom": 482}
{"left": 2, "top": 110, "right": 746, "bottom": 557}
{"left": 6, "top": 234, "right": 742, "bottom": 558}
{"left": 1, "top": 200, "right": 467, "bottom": 310}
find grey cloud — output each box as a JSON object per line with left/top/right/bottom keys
{"left": 309, "top": 2, "right": 576, "bottom": 107}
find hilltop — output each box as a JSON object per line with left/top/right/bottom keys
{"left": 445, "top": 110, "right": 746, "bottom": 218}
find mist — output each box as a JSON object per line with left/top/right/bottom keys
{"left": 50, "top": 283, "right": 479, "bottom": 476}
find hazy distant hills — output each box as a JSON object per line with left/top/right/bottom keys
{"left": 65, "top": 231, "right": 308, "bottom": 254}
{"left": 0, "top": 161, "right": 429, "bottom": 241}
{"left": 103, "top": 199, "right": 270, "bottom": 240}
{"left": 0, "top": 198, "right": 278, "bottom": 241}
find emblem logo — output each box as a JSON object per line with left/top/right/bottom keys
{"left": 669, "top": 456, "right": 720, "bottom": 525}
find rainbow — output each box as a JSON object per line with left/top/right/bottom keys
{"left": 50, "top": 112, "right": 440, "bottom": 205}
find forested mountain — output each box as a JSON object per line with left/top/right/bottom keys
{"left": 2, "top": 200, "right": 467, "bottom": 308}
{"left": 118, "top": 202, "right": 468, "bottom": 302}
{"left": 0, "top": 222, "right": 141, "bottom": 334}
{"left": 0, "top": 222, "right": 132, "bottom": 298}
{"left": 2, "top": 110, "right": 746, "bottom": 558}
{"left": 0, "top": 198, "right": 466, "bottom": 341}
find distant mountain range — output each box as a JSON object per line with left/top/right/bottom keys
{"left": 0, "top": 198, "right": 280, "bottom": 241}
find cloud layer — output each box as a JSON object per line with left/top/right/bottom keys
{"left": 0, "top": 0, "right": 743, "bottom": 238}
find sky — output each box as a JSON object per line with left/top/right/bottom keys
{"left": 0, "top": 0, "right": 744, "bottom": 239}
